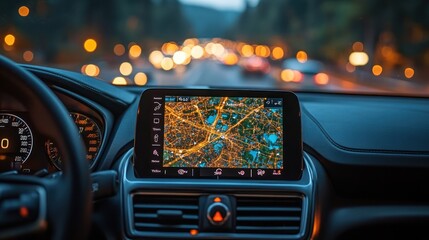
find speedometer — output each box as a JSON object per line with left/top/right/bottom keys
{"left": 46, "top": 112, "right": 102, "bottom": 170}
{"left": 0, "top": 113, "right": 33, "bottom": 171}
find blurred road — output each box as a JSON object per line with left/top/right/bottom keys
{"left": 99, "top": 59, "right": 429, "bottom": 95}
{"left": 147, "top": 59, "right": 381, "bottom": 92}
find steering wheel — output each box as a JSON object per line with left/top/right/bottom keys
{"left": 0, "top": 56, "right": 91, "bottom": 239}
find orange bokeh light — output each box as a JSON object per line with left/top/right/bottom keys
{"left": 113, "top": 44, "right": 125, "bottom": 56}
{"left": 241, "top": 44, "right": 254, "bottom": 57}
{"left": 134, "top": 72, "right": 148, "bottom": 86}
{"left": 82, "top": 64, "right": 100, "bottom": 77}
{"left": 222, "top": 52, "right": 238, "bottom": 65}
{"left": 23, "top": 51, "right": 34, "bottom": 62}
{"left": 162, "top": 42, "right": 179, "bottom": 55}
{"left": 4, "top": 34, "right": 15, "bottom": 46}
{"left": 83, "top": 38, "right": 97, "bottom": 52}
{"left": 18, "top": 6, "right": 30, "bottom": 17}
{"left": 255, "top": 45, "right": 270, "bottom": 58}
{"left": 314, "top": 73, "right": 329, "bottom": 85}
{"left": 404, "top": 67, "right": 414, "bottom": 79}
{"left": 281, "top": 69, "right": 302, "bottom": 82}
{"left": 352, "top": 41, "right": 364, "bottom": 52}
{"left": 296, "top": 51, "right": 308, "bottom": 63}
{"left": 271, "top": 47, "right": 284, "bottom": 60}
{"left": 372, "top": 65, "right": 383, "bottom": 76}
{"left": 129, "top": 44, "right": 142, "bottom": 58}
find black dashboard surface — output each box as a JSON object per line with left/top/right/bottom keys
{"left": 300, "top": 94, "right": 429, "bottom": 166}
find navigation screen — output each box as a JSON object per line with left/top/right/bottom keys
{"left": 163, "top": 96, "right": 283, "bottom": 170}
{"left": 135, "top": 89, "right": 303, "bottom": 180}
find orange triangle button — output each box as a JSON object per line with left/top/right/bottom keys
{"left": 212, "top": 211, "right": 224, "bottom": 222}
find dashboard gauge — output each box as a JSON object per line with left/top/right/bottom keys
{"left": 0, "top": 113, "right": 33, "bottom": 171}
{"left": 46, "top": 112, "right": 102, "bottom": 170}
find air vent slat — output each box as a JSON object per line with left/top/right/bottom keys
{"left": 134, "top": 204, "right": 198, "bottom": 210}
{"left": 237, "top": 206, "right": 301, "bottom": 212}
{"left": 135, "top": 223, "right": 199, "bottom": 229}
{"left": 237, "top": 216, "right": 301, "bottom": 221}
{"left": 235, "top": 196, "right": 303, "bottom": 235}
{"left": 236, "top": 226, "right": 300, "bottom": 231}
{"left": 134, "top": 213, "right": 198, "bottom": 220}
{"left": 132, "top": 194, "right": 199, "bottom": 233}
{"left": 134, "top": 213, "right": 157, "bottom": 218}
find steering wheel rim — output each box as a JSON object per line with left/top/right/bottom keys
{"left": 0, "top": 55, "right": 91, "bottom": 239}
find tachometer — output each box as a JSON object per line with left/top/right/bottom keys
{"left": 0, "top": 113, "right": 33, "bottom": 171}
{"left": 46, "top": 112, "right": 102, "bottom": 170}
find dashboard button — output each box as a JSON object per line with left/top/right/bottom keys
{"left": 207, "top": 202, "right": 230, "bottom": 226}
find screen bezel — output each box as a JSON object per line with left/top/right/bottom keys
{"left": 134, "top": 88, "right": 303, "bottom": 180}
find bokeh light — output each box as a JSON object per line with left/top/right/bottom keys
{"left": 211, "top": 43, "right": 225, "bottom": 57}
{"left": 161, "top": 57, "right": 174, "bottom": 71}
{"left": 271, "top": 47, "right": 284, "bottom": 60}
{"left": 149, "top": 50, "right": 164, "bottom": 68}
{"left": 404, "top": 67, "right": 414, "bottom": 79}
{"left": 84, "top": 39, "right": 97, "bottom": 52}
{"left": 82, "top": 64, "right": 100, "bottom": 77}
{"left": 314, "top": 73, "right": 329, "bottom": 85}
{"left": 162, "top": 42, "right": 179, "bottom": 55}
{"left": 296, "top": 51, "right": 308, "bottom": 63}
{"left": 134, "top": 72, "right": 148, "bottom": 85}
{"left": 112, "top": 77, "right": 127, "bottom": 85}
{"left": 129, "top": 44, "right": 142, "bottom": 58}
{"left": 281, "top": 69, "right": 302, "bottom": 82}
{"left": 119, "top": 62, "right": 133, "bottom": 76}
{"left": 173, "top": 51, "right": 188, "bottom": 65}
{"left": 241, "top": 44, "right": 254, "bottom": 57}
{"left": 349, "top": 52, "right": 369, "bottom": 66}
{"left": 113, "top": 44, "right": 125, "bottom": 56}
{"left": 191, "top": 45, "right": 204, "bottom": 59}
{"left": 352, "top": 41, "right": 364, "bottom": 52}
{"left": 4, "top": 34, "right": 16, "bottom": 46}
{"left": 345, "top": 63, "right": 356, "bottom": 73}
{"left": 222, "top": 52, "right": 239, "bottom": 65}
{"left": 255, "top": 45, "right": 270, "bottom": 58}
{"left": 23, "top": 51, "right": 34, "bottom": 62}
{"left": 372, "top": 65, "right": 383, "bottom": 76}
{"left": 18, "top": 6, "right": 30, "bottom": 17}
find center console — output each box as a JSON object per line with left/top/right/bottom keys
{"left": 120, "top": 89, "right": 315, "bottom": 239}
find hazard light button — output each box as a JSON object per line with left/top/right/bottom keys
{"left": 207, "top": 202, "right": 230, "bottom": 226}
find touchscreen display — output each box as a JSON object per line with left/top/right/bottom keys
{"left": 163, "top": 96, "right": 283, "bottom": 169}
{"left": 135, "top": 89, "right": 302, "bottom": 180}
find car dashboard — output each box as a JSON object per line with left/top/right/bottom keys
{"left": 2, "top": 64, "right": 429, "bottom": 239}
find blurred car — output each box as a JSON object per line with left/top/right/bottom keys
{"left": 280, "top": 58, "right": 330, "bottom": 86}
{"left": 240, "top": 56, "right": 270, "bottom": 75}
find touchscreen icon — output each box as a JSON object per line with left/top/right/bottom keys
{"left": 154, "top": 102, "right": 162, "bottom": 111}
{"left": 153, "top": 134, "right": 159, "bottom": 143}
{"left": 238, "top": 170, "right": 245, "bottom": 176}
{"left": 214, "top": 168, "right": 223, "bottom": 176}
{"left": 152, "top": 149, "right": 159, "bottom": 156}
{"left": 177, "top": 169, "right": 188, "bottom": 175}
{"left": 273, "top": 170, "right": 282, "bottom": 176}
{"left": 257, "top": 169, "right": 265, "bottom": 176}
{"left": 153, "top": 118, "right": 160, "bottom": 124}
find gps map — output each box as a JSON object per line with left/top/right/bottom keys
{"left": 162, "top": 96, "right": 283, "bottom": 169}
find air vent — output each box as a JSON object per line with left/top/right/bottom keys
{"left": 235, "top": 196, "right": 302, "bottom": 235}
{"left": 132, "top": 194, "right": 199, "bottom": 233}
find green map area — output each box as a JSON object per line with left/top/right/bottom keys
{"left": 163, "top": 97, "right": 283, "bottom": 169}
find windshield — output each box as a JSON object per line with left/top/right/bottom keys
{"left": 1, "top": 0, "right": 428, "bottom": 96}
